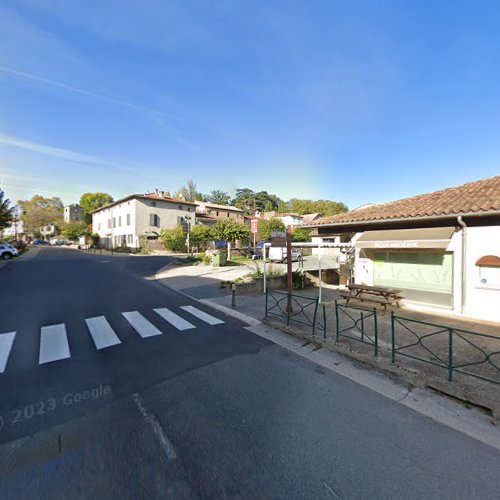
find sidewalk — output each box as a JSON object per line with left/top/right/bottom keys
{"left": 155, "top": 261, "right": 500, "bottom": 420}
{"left": 154, "top": 263, "right": 500, "bottom": 445}
{"left": 155, "top": 262, "right": 251, "bottom": 299}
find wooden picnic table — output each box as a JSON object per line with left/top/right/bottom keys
{"left": 339, "top": 284, "right": 404, "bottom": 312}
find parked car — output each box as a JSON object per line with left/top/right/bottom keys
{"left": 31, "top": 239, "right": 49, "bottom": 245}
{"left": 0, "top": 243, "right": 19, "bottom": 260}
{"left": 268, "top": 247, "right": 302, "bottom": 263}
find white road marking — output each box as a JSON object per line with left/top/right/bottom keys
{"left": 85, "top": 316, "right": 121, "bottom": 349}
{"left": 132, "top": 393, "right": 177, "bottom": 460}
{"left": 0, "top": 331, "right": 16, "bottom": 373}
{"left": 153, "top": 308, "right": 196, "bottom": 331}
{"left": 122, "top": 311, "right": 163, "bottom": 338}
{"left": 39, "top": 324, "right": 70, "bottom": 364}
{"left": 180, "top": 306, "right": 224, "bottom": 325}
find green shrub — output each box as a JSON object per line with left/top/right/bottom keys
{"left": 292, "top": 228, "right": 312, "bottom": 242}
{"left": 160, "top": 227, "right": 186, "bottom": 252}
{"left": 292, "top": 269, "right": 307, "bottom": 289}
{"left": 259, "top": 218, "right": 286, "bottom": 241}
{"left": 190, "top": 225, "right": 214, "bottom": 248}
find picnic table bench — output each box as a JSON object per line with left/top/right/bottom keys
{"left": 339, "top": 284, "right": 403, "bottom": 313}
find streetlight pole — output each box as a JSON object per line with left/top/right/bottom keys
{"left": 184, "top": 214, "right": 192, "bottom": 255}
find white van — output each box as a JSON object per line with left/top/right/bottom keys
{"left": 268, "top": 247, "right": 302, "bottom": 263}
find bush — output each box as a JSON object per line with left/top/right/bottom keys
{"left": 292, "top": 228, "right": 311, "bottom": 242}
{"left": 213, "top": 219, "right": 250, "bottom": 242}
{"left": 61, "top": 222, "right": 89, "bottom": 240}
{"left": 190, "top": 225, "right": 214, "bottom": 248}
{"left": 292, "top": 269, "right": 307, "bottom": 289}
{"left": 90, "top": 233, "right": 100, "bottom": 247}
{"left": 160, "top": 227, "right": 186, "bottom": 252}
{"left": 259, "top": 218, "right": 286, "bottom": 241}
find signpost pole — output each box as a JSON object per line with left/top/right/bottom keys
{"left": 318, "top": 239, "right": 322, "bottom": 303}
{"left": 287, "top": 225, "right": 293, "bottom": 314}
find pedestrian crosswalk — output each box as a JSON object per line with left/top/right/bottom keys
{"left": 0, "top": 305, "right": 225, "bottom": 373}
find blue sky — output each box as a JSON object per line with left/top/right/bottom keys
{"left": 1, "top": 0, "right": 500, "bottom": 209}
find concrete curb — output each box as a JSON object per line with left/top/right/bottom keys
{"left": 153, "top": 266, "right": 500, "bottom": 451}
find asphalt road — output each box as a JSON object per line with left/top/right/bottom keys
{"left": 1, "top": 247, "right": 499, "bottom": 499}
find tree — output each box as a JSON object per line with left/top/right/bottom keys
{"left": 61, "top": 222, "right": 89, "bottom": 241}
{"left": 212, "top": 219, "right": 250, "bottom": 259}
{"left": 258, "top": 218, "right": 286, "bottom": 241}
{"left": 190, "top": 225, "right": 214, "bottom": 248}
{"left": 206, "top": 190, "right": 231, "bottom": 205}
{"left": 177, "top": 179, "right": 200, "bottom": 202}
{"left": 79, "top": 192, "right": 114, "bottom": 224}
{"left": 18, "top": 195, "right": 64, "bottom": 232}
{"left": 0, "top": 188, "right": 15, "bottom": 230}
{"left": 160, "top": 227, "right": 186, "bottom": 252}
{"left": 292, "top": 228, "right": 312, "bottom": 242}
{"left": 284, "top": 199, "right": 348, "bottom": 217}
{"left": 232, "top": 188, "right": 283, "bottom": 214}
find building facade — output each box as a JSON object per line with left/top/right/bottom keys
{"left": 91, "top": 192, "right": 196, "bottom": 248}
{"left": 195, "top": 201, "right": 244, "bottom": 221}
{"left": 306, "top": 176, "right": 500, "bottom": 324}
{"left": 263, "top": 212, "right": 304, "bottom": 227}
{"left": 64, "top": 204, "right": 85, "bottom": 223}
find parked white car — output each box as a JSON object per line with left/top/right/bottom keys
{"left": 268, "top": 246, "right": 302, "bottom": 263}
{"left": 0, "top": 243, "right": 19, "bottom": 260}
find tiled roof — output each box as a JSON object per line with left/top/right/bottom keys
{"left": 196, "top": 201, "right": 243, "bottom": 212}
{"left": 302, "top": 213, "right": 321, "bottom": 223}
{"left": 91, "top": 193, "right": 197, "bottom": 213}
{"left": 311, "top": 176, "right": 500, "bottom": 226}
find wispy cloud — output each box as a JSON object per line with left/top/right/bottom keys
{"left": 0, "top": 133, "right": 144, "bottom": 173}
{"left": 0, "top": 65, "right": 191, "bottom": 124}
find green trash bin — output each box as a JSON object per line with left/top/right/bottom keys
{"left": 212, "top": 251, "right": 227, "bottom": 267}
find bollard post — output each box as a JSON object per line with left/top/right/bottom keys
{"left": 231, "top": 283, "right": 236, "bottom": 308}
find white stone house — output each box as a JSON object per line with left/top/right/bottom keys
{"left": 91, "top": 192, "right": 197, "bottom": 249}
{"left": 263, "top": 212, "right": 304, "bottom": 227}
{"left": 306, "top": 176, "right": 500, "bottom": 324}
{"left": 64, "top": 204, "right": 85, "bottom": 223}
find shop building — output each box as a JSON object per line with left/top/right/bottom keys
{"left": 306, "top": 176, "right": 500, "bottom": 323}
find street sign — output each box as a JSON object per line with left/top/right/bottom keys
{"left": 271, "top": 231, "right": 286, "bottom": 247}
{"left": 251, "top": 219, "right": 259, "bottom": 234}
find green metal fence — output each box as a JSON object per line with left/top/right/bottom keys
{"left": 391, "top": 313, "right": 500, "bottom": 385}
{"left": 334, "top": 300, "right": 379, "bottom": 356}
{"left": 265, "top": 290, "right": 326, "bottom": 338}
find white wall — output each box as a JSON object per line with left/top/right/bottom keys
{"left": 463, "top": 225, "right": 500, "bottom": 323}
{"left": 92, "top": 197, "right": 194, "bottom": 248}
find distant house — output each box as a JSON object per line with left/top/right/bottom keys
{"left": 195, "top": 212, "right": 218, "bottom": 227}
{"left": 64, "top": 204, "right": 85, "bottom": 223}
{"left": 263, "top": 212, "right": 304, "bottom": 227}
{"left": 302, "top": 213, "right": 321, "bottom": 225}
{"left": 40, "top": 224, "right": 57, "bottom": 241}
{"left": 305, "top": 176, "right": 500, "bottom": 323}
{"left": 195, "top": 201, "right": 244, "bottom": 222}
{"left": 91, "top": 191, "right": 197, "bottom": 248}
{"left": 2, "top": 220, "right": 24, "bottom": 239}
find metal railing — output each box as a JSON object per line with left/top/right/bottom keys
{"left": 265, "top": 290, "right": 326, "bottom": 338}
{"left": 391, "top": 313, "right": 500, "bottom": 385}
{"left": 334, "top": 300, "right": 379, "bottom": 356}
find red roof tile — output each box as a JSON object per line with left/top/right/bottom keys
{"left": 311, "top": 176, "right": 500, "bottom": 226}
